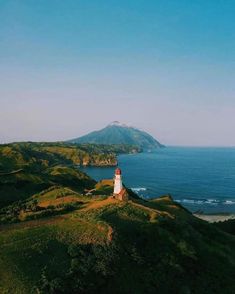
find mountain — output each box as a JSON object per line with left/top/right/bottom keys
{"left": 68, "top": 122, "right": 165, "bottom": 150}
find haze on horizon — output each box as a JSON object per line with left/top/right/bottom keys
{"left": 0, "top": 1, "right": 235, "bottom": 146}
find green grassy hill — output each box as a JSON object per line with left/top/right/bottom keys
{"left": 0, "top": 142, "right": 135, "bottom": 208}
{"left": 0, "top": 142, "right": 142, "bottom": 208}
{"left": 0, "top": 142, "right": 123, "bottom": 172}
{"left": 0, "top": 194, "right": 235, "bottom": 294}
{"left": 1, "top": 142, "right": 235, "bottom": 294}
{"left": 0, "top": 163, "right": 95, "bottom": 208}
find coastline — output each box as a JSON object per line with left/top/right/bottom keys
{"left": 194, "top": 213, "right": 235, "bottom": 223}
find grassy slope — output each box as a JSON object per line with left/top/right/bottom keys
{"left": 0, "top": 165, "right": 95, "bottom": 208}
{"left": 0, "top": 142, "right": 123, "bottom": 208}
{"left": 1, "top": 142, "right": 234, "bottom": 293}
{"left": 0, "top": 142, "right": 118, "bottom": 170}
{"left": 0, "top": 142, "right": 142, "bottom": 207}
{"left": 0, "top": 142, "right": 140, "bottom": 172}
{"left": 0, "top": 195, "right": 235, "bottom": 294}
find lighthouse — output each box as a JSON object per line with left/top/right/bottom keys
{"left": 113, "top": 168, "right": 129, "bottom": 201}
{"left": 114, "top": 167, "right": 123, "bottom": 194}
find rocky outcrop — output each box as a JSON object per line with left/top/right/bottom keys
{"left": 82, "top": 155, "right": 117, "bottom": 166}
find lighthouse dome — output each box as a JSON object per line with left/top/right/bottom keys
{"left": 115, "top": 168, "right": 122, "bottom": 175}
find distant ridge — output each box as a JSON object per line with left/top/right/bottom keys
{"left": 68, "top": 121, "right": 165, "bottom": 151}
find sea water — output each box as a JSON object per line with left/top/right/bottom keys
{"left": 80, "top": 147, "right": 235, "bottom": 214}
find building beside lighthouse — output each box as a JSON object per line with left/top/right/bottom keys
{"left": 113, "top": 168, "right": 129, "bottom": 201}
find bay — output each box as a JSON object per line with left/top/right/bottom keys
{"left": 80, "top": 147, "right": 235, "bottom": 213}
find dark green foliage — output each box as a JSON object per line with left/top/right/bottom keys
{"left": 100, "top": 209, "right": 235, "bottom": 294}
{"left": 0, "top": 198, "right": 82, "bottom": 224}
{"left": 1, "top": 198, "right": 235, "bottom": 294}
{"left": 214, "top": 218, "right": 235, "bottom": 235}
{"left": 34, "top": 243, "right": 118, "bottom": 294}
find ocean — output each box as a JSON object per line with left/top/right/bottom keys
{"left": 80, "top": 147, "right": 235, "bottom": 214}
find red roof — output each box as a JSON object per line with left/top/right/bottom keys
{"left": 115, "top": 168, "right": 122, "bottom": 175}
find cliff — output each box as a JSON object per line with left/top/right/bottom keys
{"left": 0, "top": 142, "right": 121, "bottom": 170}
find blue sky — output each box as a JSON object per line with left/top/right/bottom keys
{"left": 0, "top": 0, "right": 235, "bottom": 145}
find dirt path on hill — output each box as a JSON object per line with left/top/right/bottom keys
{"left": 80, "top": 197, "right": 117, "bottom": 212}
{"left": 130, "top": 200, "right": 174, "bottom": 221}
{"left": 0, "top": 198, "right": 117, "bottom": 247}
{"left": 0, "top": 198, "right": 170, "bottom": 245}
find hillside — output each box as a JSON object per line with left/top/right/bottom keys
{"left": 0, "top": 142, "right": 128, "bottom": 171}
{"left": 1, "top": 141, "right": 235, "bottom": 294}
{"left": 69, "top": 122, "right": 164, "bottom": 151}
{"left": 0, "top": 194, "right": 235, "bottom": 294}
{"left": 214, "top": 218, "right": 235, "bottom": 235}
{"left": 0, "top": 141, "right": 141, "bottom": 208}
{"left": 0, "top": 142, "right": 124, "bottom": 208}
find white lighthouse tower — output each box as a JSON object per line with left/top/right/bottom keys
{"left": 113, "top": 167, "right": 123, "bottom": 195}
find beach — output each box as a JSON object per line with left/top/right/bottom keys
{"left": 194, "top": 214, "right": 235, "bottom": 223}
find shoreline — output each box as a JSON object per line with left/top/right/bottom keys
{"left": 194, "top": 213, "right": 235, "bottom": 223}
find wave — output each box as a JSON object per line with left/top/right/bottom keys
{"left": 224, "top": 200, "right": 235, "bottom": 205}
{"left": 131, "top": 187, "right": 147, "bottom": 192}
{"left": 175, "top": 198, "right": 235, "bottom": 206}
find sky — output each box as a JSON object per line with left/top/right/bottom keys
{"left": 0, "top": 0, "right": 235, "bottom": 146}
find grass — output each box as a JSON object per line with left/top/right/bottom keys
{"left": 34, "top": 187, "right": 85, "bottom": 207}
{"left": 0, "top": 205, "right": 111, "bottom": 294}
{"left": 1, "top": 195, "right": 235, "bottom": 293}
{"left": 1, "top": 142, "right": 235, "bottom": 293}
{"left": 0, "top": 142, "right": 120, "bottom": 208}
